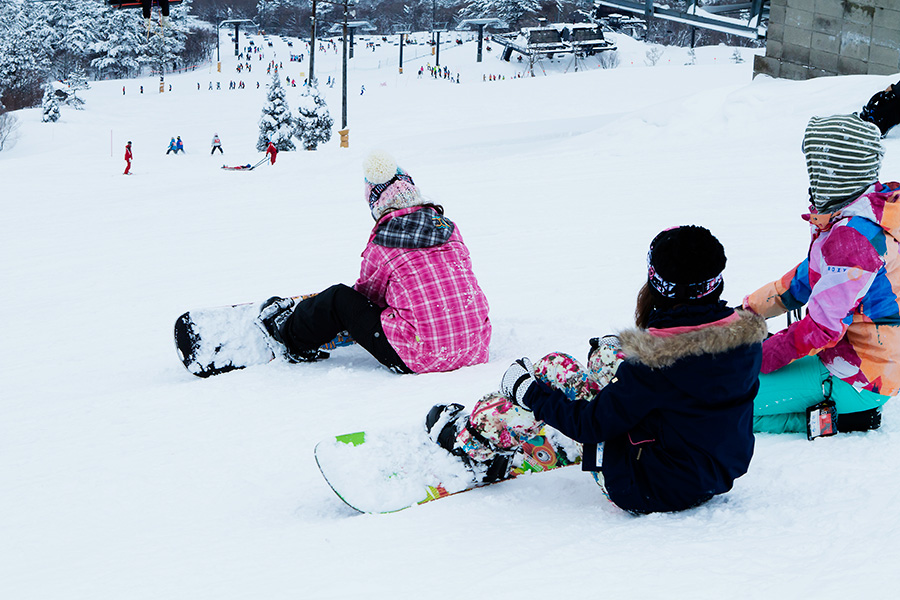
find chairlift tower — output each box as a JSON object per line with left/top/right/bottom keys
{"left": 433, "top": 23, "right": 448, "bottom": 67}
{"left": 309, "top": 1, "right": 361, "bottom": 144}
{"left": 392, "top": 24, "right": 412, "bottom": 74}
{"left": 456, "top": 18, "right": 507, "bottom": 63}
{"left": 217, "top": 19, "right": 258, "bottom": 70}
{"left": 327, "top": 20, "right": 376, "bottom": 60}
{"left": 309, "top": 1, "right": 365, "bottom": 85}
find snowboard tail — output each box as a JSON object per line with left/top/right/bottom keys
{"left": 174, "top": 294, "right": 354, "bottom": 378}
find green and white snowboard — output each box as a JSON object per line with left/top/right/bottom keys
{"left": 315, "top": 425, "right": 580, "bottom": 514}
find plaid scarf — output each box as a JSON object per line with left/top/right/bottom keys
{"left": 373, "top": 207, "right": 455, "bottom": 249}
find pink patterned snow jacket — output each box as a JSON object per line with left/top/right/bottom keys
{"left": 744, "top": 182, "right": 900, "bottom": 396}
{"left": 353, "top": 206, "right": 491, "bottom": 373}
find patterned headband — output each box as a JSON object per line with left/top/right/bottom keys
{"left": 647, "top": 251, "right": 723, "bottom": 300}
{"left": 368, "top": 172, "right": 415, "bottom": 208}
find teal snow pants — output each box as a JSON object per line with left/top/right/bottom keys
{"left": 753, "top": 356, "right": 891, "bottom": 433}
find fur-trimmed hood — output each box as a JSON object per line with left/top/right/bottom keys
{"left": 619, "top": 310, "right": 768, "bottom": 370}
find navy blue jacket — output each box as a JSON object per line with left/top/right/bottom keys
{"left": 524, "top": 303, "right": 767, "bottom": 514}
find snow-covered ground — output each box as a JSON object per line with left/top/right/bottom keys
{"left": 2, "top": 26, "right": 900, "bottom": 599}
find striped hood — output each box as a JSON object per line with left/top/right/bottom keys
{"left": 803, "top": 114, "right": 884, "bottom": 213}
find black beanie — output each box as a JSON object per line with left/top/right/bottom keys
{"left": 647, "top": 225, "right": 726, "bottom": 301}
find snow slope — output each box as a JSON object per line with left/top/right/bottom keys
{"left": 2, "top": 29, "right": 900, "bottom": 599}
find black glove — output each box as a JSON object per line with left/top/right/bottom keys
{"left": 500, "top": 357, "right": 536, "bottom": 408}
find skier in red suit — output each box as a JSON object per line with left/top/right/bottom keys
{"left": 124, "top": 141, "right": 133, "bottom": 175}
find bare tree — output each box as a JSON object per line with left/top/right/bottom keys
{"left": 0, "top": 104, "right": 21, "bottom": 152}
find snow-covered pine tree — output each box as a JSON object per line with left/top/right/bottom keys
{"left": 0, "top": 0, "right": 52, "bottom": 109}
{"left": 41, "top": 87, "right": 61, "bottom": 123}
{"left": 46, "top": 0, "right": 100, "bottom": 79}
{"left": 257, "top": 72, "right": 295, "bottom": 152}
{"left": 90, "top": 7, "right": 145, "bottom": 79}
{"left": 139, "top": 4, "right": 189, "bottom": 76}
{"left": 66, "top": 65, "right": 89, "bottom": 109}
{"left": 295, "top": 85, "right": 333, "bottom": 151}
{"left": 68, "top": 65, "right": 90, "bottom": 93}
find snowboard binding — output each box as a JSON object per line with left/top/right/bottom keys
{"left": 425, "top": 397, "right": 538, "bottom": 484}
{"left": 258, "top": 296, "right": 330, "bottom": 363}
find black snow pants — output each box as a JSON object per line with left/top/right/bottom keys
{"left": 283, "top": 284, "right": 412, "bottom": 374}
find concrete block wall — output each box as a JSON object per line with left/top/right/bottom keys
{"left": 754, "top": 0, "right": 900, "bottom": 80}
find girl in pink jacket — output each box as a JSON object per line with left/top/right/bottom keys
{"left": 258, "top": 151, "right": 491, "bottom": 374}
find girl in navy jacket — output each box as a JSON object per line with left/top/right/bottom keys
{"left": 506, "top": 226, "right": 767, "bottom": 513}
{"left": 430, "top": 226, "right": 767, "bottom": 514}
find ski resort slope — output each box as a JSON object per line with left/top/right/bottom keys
{"left": 2, "top": 29, "right": 900, "bottom": 600}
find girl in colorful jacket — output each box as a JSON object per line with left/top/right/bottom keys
{"left": 427, "top": 226, "right": 767, "bottom": 514}
{"left": 258, "top": 151, "right": 491, "bottom": 374}
{"left": 745, "top": 114, "right": 899, "bottom": 434}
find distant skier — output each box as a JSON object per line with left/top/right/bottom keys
{"left": 211, "top": 134, "right": 223, "bottom": 154}
{"left": 123, "top": 141, "right": 133, "bottom": 175}
{"left": 175, "top": 136, "right": 185, "bottom": 153}
{"left": 166, "top": 137, "right": 177, "bottom": 155}
{"left": 265, "top": 139, "right": 277, "bottom": 165}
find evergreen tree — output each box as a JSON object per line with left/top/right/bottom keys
{"left": 0, "top": 0, "right": 52, "bottom": 109}
{"left": 41, "top": 87, "right": 61, "bottom": 123}
{"left": 90, "top": 8, "right": 145, "bottom": 79}
{"left": 137, "top": 1, "right": 190, "bottom": 74}
{"left": 139, "top": 22, "right": 188, "bottom": 75}
{"left": 68, "top": 65, "right": 90, "bottom": 93}
{"left": 295, "top": 85, "right": 333, "bottom": 151}
{"left": 66, "top": 65, "right": 90, "bottom": 109}
{"left": 257, "top": 72, "right": 295, "bottom": 152}
{"left": 92, "top": 0, "right": 194, "bottom": 78}
{"left": 45, "top": 0, "right": 100, "bottom": 78}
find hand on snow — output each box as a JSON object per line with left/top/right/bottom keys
{"left": 500, "top": 357, "right": 536, "bottom": 409}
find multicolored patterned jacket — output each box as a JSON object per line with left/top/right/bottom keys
{"left": 744, "top": 181, "right": 900, "bottom": 395}
{"left": 353, "top": 206, "right": 491, "bottom": 373}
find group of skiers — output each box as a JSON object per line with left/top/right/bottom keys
{"left": 122, "top": 135, "right": 283, "bottom": 173}
{"left": 419, "top": 64, "right": 459, "bottom": 83}
{"left": 204, "top": 81, "right": 260, "bottom": 90}
{"left": 252, "top": 76, "right": 900, "bottom": 515}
